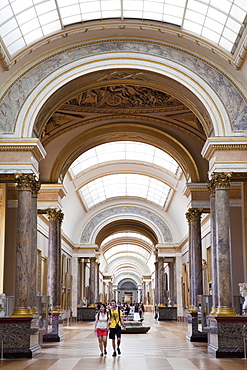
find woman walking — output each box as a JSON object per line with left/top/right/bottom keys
{"left": 95, "top": 304, "right": 109, "bottom": 356}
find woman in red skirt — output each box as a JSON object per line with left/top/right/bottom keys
{"left": 95, "top": 304, "right": 109, "bottom": 356}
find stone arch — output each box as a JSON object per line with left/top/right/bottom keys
{"left": 50, "top": 123, "right": 200, "bottom": 183}
{"left": 1, "top": 39, "right": 244, "bottom": 138}
{"left": 80, "top": 206, "right": 173, "bottom": 245}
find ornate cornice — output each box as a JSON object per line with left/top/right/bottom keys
{"left": 0, "top": 139, "right": 46, "bottom": 161}
{"left": 212, "top": 144, "right": 247, "bottom": 150}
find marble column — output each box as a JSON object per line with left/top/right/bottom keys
{"left": 186, "top": 208, "right": 207, "bottom": 342}
{"left": 44, "top": 208, "right": 64, "bottom": 343}
{"left": 142, "top": 281, "right": 146, "bottom": 304}
{"left": 186, "top": 208, "right": 203, "bottom": 311}
{"left": 186, "top": 212, "right": 194, "bottom": 310}
{"left": 169, "top": 261, "right": 175, "bottom": 303}
{"left": 95, "top": 261, "right": 100, "bottom": 303}
{"left": 47, "top": 209, "right": 64, "bottom": 311}
{"left": 207, "top": 179, "right": 218, "bottom": 315}
{"left": 12, "top": 174, "right": 36, "bottom": 317}
{"left": 108, "top": 281, "right": 113, "bottom": 302}
{"left": 89, "top": 257, "right": 96, "bottom": 306}
{"left": 80, "top": 259, "right": 85, "bottom": 303}
{"left": 30, "top": 179, "right": 40, "bottom": 316}
{"left": 213, "top": 173, "right": 237, "bottom": 317}
{"left": 158, "top": 257, "right": 165, "bottom": 306}
{"left": 154, "top": 261, "right": 159, "bottom": 305}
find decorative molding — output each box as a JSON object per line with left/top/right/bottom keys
{"left": 0, "top": 21, "right": 245, "bottom": 71}
{"left": 80, "top": 206, "right": 173, "bottom": 243}
{"left": 1, "top": 38, "right": 247, "bottom": 136}
{"left": 41, "top": 112, "right": 205, "bottom": 145}
{"left": 212, "top": 144, "right": 247, "bottom": 150}
{"left": 62, "top": 84, "right": 186, "bottom": 111}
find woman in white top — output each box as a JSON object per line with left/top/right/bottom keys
{"left": 95, "top": 304, "right": 109, "bottom": 356}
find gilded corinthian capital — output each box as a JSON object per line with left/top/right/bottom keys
{"left": 47, "top": 208, "right": 64, "bottom": 223}
{"left": 15, "top": 173, "right": 37, "bottom": 191}
{"left": 186, "top": 208, "right": 202, "bottom": 223}
{"left": 207, "top": 178, "right": 215, "bottom": 196}
{"left": 211, "top": 172, "right": 231, "bottom": 189}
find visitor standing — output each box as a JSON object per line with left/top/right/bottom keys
{"left": 95, "top": 303, "right": 109, "bottom": 356}
{"left": 109, "top": 299, "right": 126, "bottom": 356}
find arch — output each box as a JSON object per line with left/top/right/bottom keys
{"left": 1, "top": 39, "right": 243, "bottom": 138}
{"left": 118, "top": 279, "right": 137, "bottom": 290}
{"left": 51, "top": 123, "right": 199, "bottom": 183}
{"left": 80, "top": 206, "right": 173, "bottom": 245}
{"left": 97, "top": 221, "right": 157, "bottom": 248}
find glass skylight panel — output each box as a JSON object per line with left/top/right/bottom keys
{"left": 104, "top": 244, "right": 150, "bottom": 262}
{"left": 0, "top": 0, "right": 246, "bottom": 55}
{"left": 69, "top": 141, "right": 180, "bottom": 176}
{"left": 79, "top": 173, "right": 171, "bottom": 208}
{"left": 101, "top": 232, "right": 153, "bottom": 246}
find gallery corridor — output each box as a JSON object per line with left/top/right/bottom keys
{"left": 0, "top": 313, "right": 246, "bottom": 370}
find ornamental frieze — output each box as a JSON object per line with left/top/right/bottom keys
{"left": 61, "top": 85, "right": 186, "bottom": 113}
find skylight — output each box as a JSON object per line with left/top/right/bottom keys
{"left": 101, "top": 232, "right": 154, "bottom": 247}
{"left": 104, "top": 244, "right": 151, "bottom": 264}
{"left": 70, "top": 141, "right": 180, "bottom": 176}
{"left": 0, "top": 0, "right": 246, "bottom": 56}
{"left": 79, "top": 173, "right": 171, "bottom": 209}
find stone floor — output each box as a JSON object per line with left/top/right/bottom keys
{"left": 1, "top": 312, "right": 247, "bottom": 369}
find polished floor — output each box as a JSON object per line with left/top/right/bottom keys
{"left": 1, "top": 313, "right": 247, "bottom": 369}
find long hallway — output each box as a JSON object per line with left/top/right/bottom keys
{"left": 0, "top": 313, "right": 246, "bottom": 370}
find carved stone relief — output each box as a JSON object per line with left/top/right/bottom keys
{"left": 64, "top": 85, "right": 186, "bottom": 111}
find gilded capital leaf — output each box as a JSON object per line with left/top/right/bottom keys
{"left": 207, "top": 179, "right": 215, "bottom": 196}
{"left": 47, "top": 208, "right": 64, "bottom": 223}
{"left": 212, "top": 172, "right": 231, "bottom": 189}
{"left": 15, "top": 173, "right": 36, "bottom": 191}
{"left": 186, "top": 208, "right": 202, "bottom": 222}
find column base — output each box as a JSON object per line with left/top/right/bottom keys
{"left": 0, "top": 316, "right": 40, "bottom": 359}
{"left": 208, "top": 316, "right": 247, "bottom": 358}
{"left": 215, "top": 307, "right": 238, "bottom": 317}
{"left": 77, "top": 307, "right": 96, "bottom": 321}
{"left": 209, "top": 307, "right": 218, "bottom": 316}
{"left": 43, "top": 333, "right": 64, "bottom": 343}
{"left": 11, "top": 307, "right": 32, "bottom": 317}
{"left": 42, "top": 312, "right": 64, "bottom": 342}
{"left": 187, "top": 311, "right": 208, "bottom": 343}
{"left": 158, "top": 306, "right": 177, "bottom": 321}
{"left": 186, "top": 332, "right": 208, "bottom": 342}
